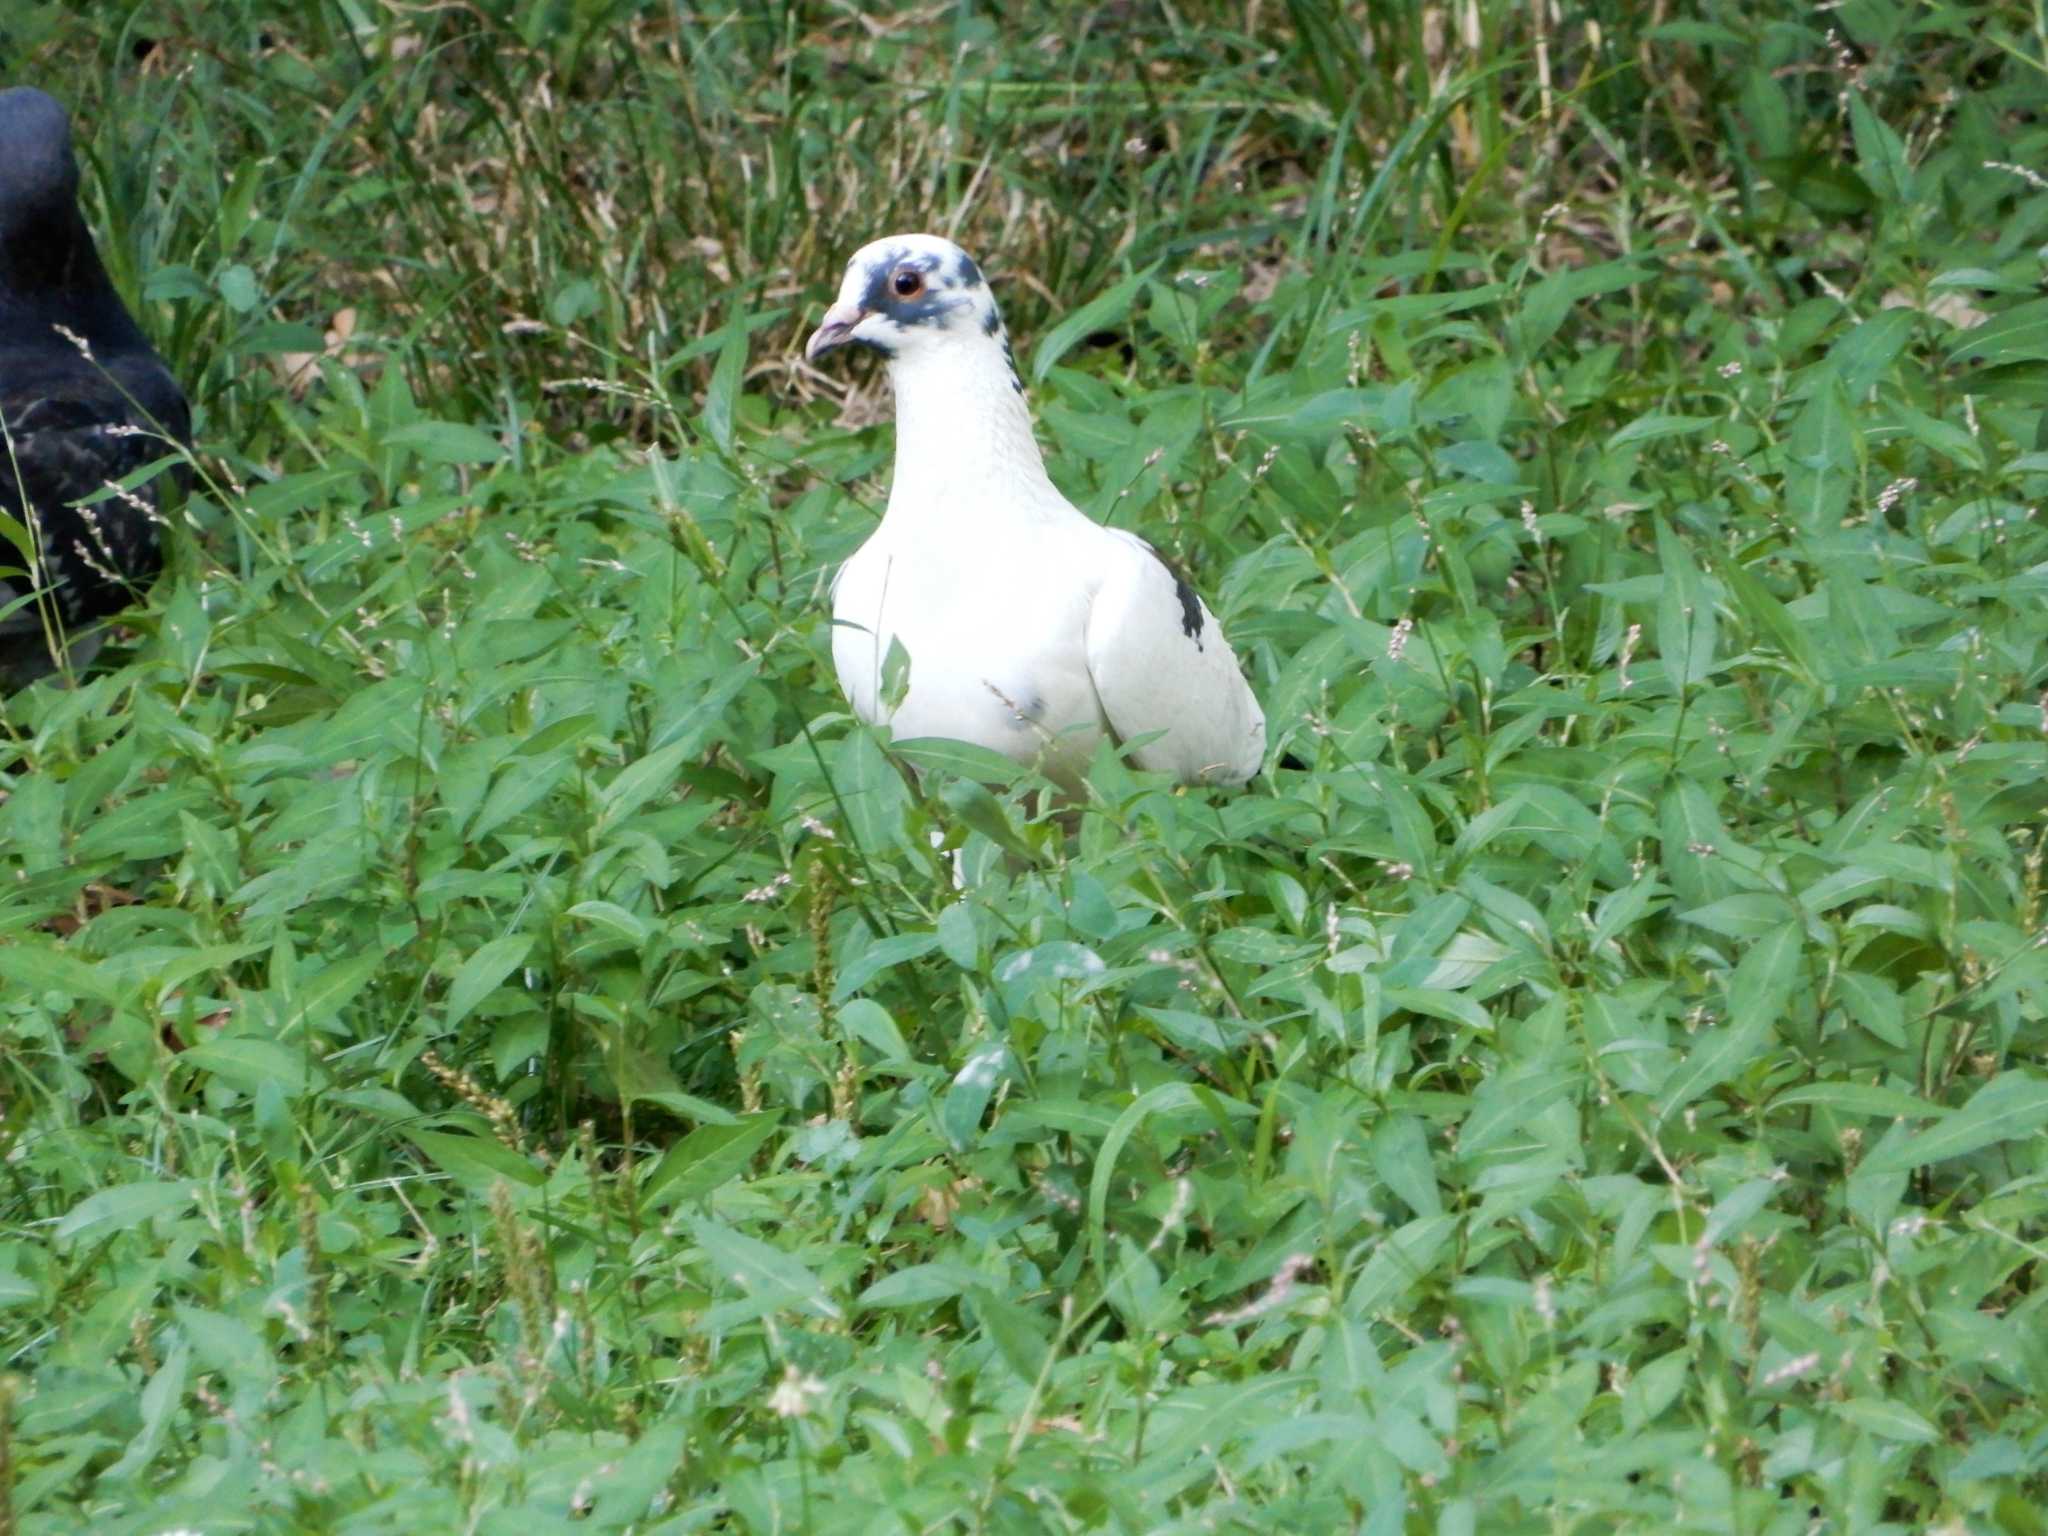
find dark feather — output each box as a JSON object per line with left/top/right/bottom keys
{"left": 0, "top": 87, "right": 188, "bottom": 684}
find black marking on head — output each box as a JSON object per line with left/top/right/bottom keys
{"left": 956, "top": 253, "right": 983, "bottom": 288}
{"left": 857, "top": 247, "right": 955, "bottom": 330}
{"left": 981, "top": 307, "right": 1001, "bottom": 337}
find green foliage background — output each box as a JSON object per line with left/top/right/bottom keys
{"left": 3, "top": 0, "right": 2047, "bottom": 1530}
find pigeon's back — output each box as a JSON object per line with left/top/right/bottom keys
{"left": 0, "top": 87, "right": 188, "bottom": 686}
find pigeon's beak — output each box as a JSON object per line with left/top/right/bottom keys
{"left": 805, "top": 302, "right": 867, "bottom": 362}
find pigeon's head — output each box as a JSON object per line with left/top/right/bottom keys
{"left": 0, "top": 88, "right": 81, "bottom": 224}
{"left": 805, "top": 233, "right": 1010, "bottom": 370}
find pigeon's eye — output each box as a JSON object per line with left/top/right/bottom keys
{"left": 892, "top": 269, "right": 924, "bottom": 298}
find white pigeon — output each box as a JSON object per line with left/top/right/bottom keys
{"left": 805, "top": 233, "right": 1266, "bottom": 787}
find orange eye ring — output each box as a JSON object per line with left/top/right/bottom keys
{"left": 892, "top": 268, "right": 924, "bottom": 298}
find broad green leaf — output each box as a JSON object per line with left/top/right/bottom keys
{"left": 443, "top": 934, "right": 533, "bottom": 1031}
{"left": 0, "top": 941, "right": 122, "bottom": 1004}
{"left": 1861, "top": 1074, "right": 2048, "bottom": 1175}
{"left": 976, "top": 1292, "right": 1052, "bottom": 1384}
{"left": 284, "top": 951, "right": 384, "bottom": 1034}
{"left": 1656, "top": 922, "right": 1800, "bottom": 1122}
{"left": 54, "top": 1182, "right": 199, "bottom": 1244}
{"left": 1770, "top": 1080, "right": 1943, "bottom": 1119}
{"left": 181, "top": 1039, "right": 312, "bottom": 1095}
{"left": 938, "top": 1046, "right": 1010, "bottom": 1150}
{"left": 1516, "top": 260, "right": 1649, "bottom": 358}
{"left": 1608, "top": 413, "right": 1716, "bottom": 449}
{"left": 1949, "top": 296, "right": 2048, "bottom": 366}
{"left": 404, "top": 1130, "right": 546, "bottom": 1190}
{"left": 1654, "top": 518, "right": 1715, "bottom": 694}
{"left": 1344, "top": 1215, "right": 1457, "bottom": 1317}
{"left": 595, "top": 740, "right": 691, "bottom": 832}
{"left": 702, "top": 314, "right": 749, "bottom": 454}
{"left": 688, "top": 1215, "right": 840, "bottom": 1320}
{"left": 643, "top": 1114, "right": 782, "bottom": 1207}
{"left": 1088, "top": 1082, "right": 1250, "bottom": 1272}
{"left": 858, "top": 1262, "right": 987, "bottom": 1309}
{"left": 1848, "top": 94, "right": 1912, "bottom": 206}
{"left": 382, "top": 420, "right": 505, "bottom": 464}
{"left": 1827, "top": 309, "right": 1915, "bottom": 400}
{"left": 1785, "top": 379, "right": 1858, "bottom": 528}
{"left": 833, "top": 930, "right": 940, "bottom": 1003}
{"left": 1031, "top": 262, "right": 1161, "bottom": 384}
{"left": 1831, "top": 1397, "right": 1940, "bottom": 1443}
{"left": 1702, "top": 542, "right": 1823, "bottom": 681}
{"left": 1372, "top": 1113, "right": 1442, "bottom": 1218}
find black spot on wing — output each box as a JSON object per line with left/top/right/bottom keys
{"left": 981, "top": 308, "right": 1001, "bottom": 337}
{"left": 1005, "top": 690, "right": 1047, "bottom": 729}
{"left": 1146, "top": 550, "right": 1206, "bottom": 648}
{"left": 1172, "top": 575, "right": 1205, "bottom": 646}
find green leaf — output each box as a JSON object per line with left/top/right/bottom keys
{"left": 1031, "top": 262, "right": 1161, "bottom": 384}
{"left": 1607, "top": 413, "right": 1717, "bottom": 448}
{"left": 404, "top": 1129, "right": 545, "bottom": 1190}
{"left": 1785, "top": 379, "right": 1858, "bottom": 528}
{"left": 1372, "top": 1113, "right": 1442, "bottom": 1219}
{"left": 1861, "top": 1074, "right": 2048, "bottom": 1175}
{"left": 1087, "top": 1082, "right": 1252, "bottom": 1272}
{"left": 1516, "top": 260, "right": 1649, "bottom": 358}
{"left": 443, "top": 934, "right": 534, "bottom": 1031}
{"left": 382, "top": 421, "right": 505, "bottom": 464}
{"left": 1827, "top": 309, "right": 1915, "bottom": 400}
{"left": 1848, "top": 94, "right": 1913, "bottom": 206}
{"left": 1656, "top": 922, "right": 1800, "bottom": 1122}
{"left": 181, "top": 1039, "right": 312, "bottom": 1096}
{"left": 284, "top": 951, "right": 385, "bottom": 1035}
{"left": 689, "top": 1215, "right": 840, "bottom": 1321}
{"left": 1654, "top": 518, "right": 1715, "bottom": 694}
{"left": 0, "top": 941, "right": 121, "bottom": 1004}
{"left": 702, "top": 314, "right": 749, "bottom": 454}
{"left": 833, "top": 930, "right": 940, "bottom": 1003}
{"left": 1701, "top": 542, "right": 1823, "bottom": 682}
{"left": 595, "top": 741, "right": 690, "bottom": 832}
{"left": 891, "top": 737, "right": 1033, "bottom": 783}
{"left": 643, "top": 1113, "right": 782, "bottom": 1207}
{"left": 1831, "top": 1397, "right": 1939, "bottom": 1443}
{"left": 1770, "top": 1080, "right": 1944, "bottom": 1119}
{"left": 976, "top": 1292, "right": 1052, "bottom": 1384}
{"left": 53, "top": 1182, "right": 199, "bottom": 1244}
{"left": 1950, "top": 297, "right": 2048, "bottom": 366}
{"left": 858, "top": 1262, "right": 987, "bottom": 1309}
{"left": 938, "top": 1046, "right": 1010, "bottom": 1150}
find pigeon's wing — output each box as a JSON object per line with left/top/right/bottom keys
{"left": 0, "top": 356, "right": 186, "bottom": 680}
{"left": 1083, "top": 529, "right": 1266, "bottom": 784}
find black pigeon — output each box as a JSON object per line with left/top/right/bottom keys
{"left": 0, "top": 86, "right": 188, "bottom": 685}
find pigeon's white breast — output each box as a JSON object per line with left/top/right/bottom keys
{"left": 832, "top": 519, "right": 1109, "bottom": 776}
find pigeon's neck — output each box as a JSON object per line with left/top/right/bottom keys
{"left": 0, "top": 205, "right": 145, "bottom": 351}
{"left": 884, "top": 334, "right": 1061, "bottom": 522}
